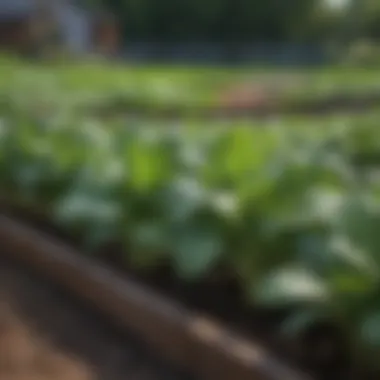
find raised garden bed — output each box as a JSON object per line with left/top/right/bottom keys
{"left": 0, "top": 255, "right": 196, "bottom": 380}
{"left": 1, "top": 119, "right": 380, "bottom": 380}
{"left": 21, "top": 88, "right": 380, "bottom": 120}
{"left": 2, "top": 65, "right": 380, "bottom": 121}
{"left": 83, "top": 89, "right": 380, "bottom": 121}
{"left": 0, "top": 212, "right": 307, "bottom": 380}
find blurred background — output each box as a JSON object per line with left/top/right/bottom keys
{"left": 1, "top": 0, "right": 380, "bottom": 116}
{"left": 3, "top": 2, "right": 380, "bottom": 380}
{"left": 0, "top": 0, "right": 379, "bottom": 65}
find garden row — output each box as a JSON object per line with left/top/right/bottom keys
{"left": 2, "top": 109, "right": 380, "bottom": 377}
{"left": 2, "top": 59, "right": 380, "bottom": 117}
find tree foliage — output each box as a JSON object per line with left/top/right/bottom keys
{"left": 83, "top": 0, "right": 380, "bottom": 44}
{"left": 102, "top": 0, "right": 321, "bottom": 42}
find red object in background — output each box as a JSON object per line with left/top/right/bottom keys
{"left": 219, "top": 84, "right": 273, "bottom": 111}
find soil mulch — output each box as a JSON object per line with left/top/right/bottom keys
{"left": 0, "top": 255, "right": 197, "bottom": 380}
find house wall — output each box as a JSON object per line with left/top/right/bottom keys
{"left": 54, "top": 2, "right": 92, "bottom": 54}
{"left": 0, "top": 0, "right": 33, "bottom": 52}
{"left": 0, "top": 0, "right": 34, "bottom": 17}
{"left": 0, "top": 0, "right": 92, "bottom": 55}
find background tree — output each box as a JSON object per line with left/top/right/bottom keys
{"left": 91, "top": 0, "right": 380, "bottom": 46}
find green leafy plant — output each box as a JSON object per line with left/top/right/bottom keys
{"left": 3, "top": 72, "right": 380, "bottom": 373}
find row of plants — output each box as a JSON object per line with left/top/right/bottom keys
{"left": 2, "top": 59, "right": 380, "bottom": 116}
{"left": 2, "top": 105, "right": 380, "bottom": 372}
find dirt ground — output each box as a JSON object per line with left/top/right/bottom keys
{"left": 0, "top": 256, "right": 195, "bottom": 380}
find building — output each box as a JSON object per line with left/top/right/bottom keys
{"left": 0, "top": 0, "right": 34, "bottom": 52}
{"left": 0, "top": 0, "right": 119, "bottom": 56}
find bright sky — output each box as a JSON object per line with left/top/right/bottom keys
{"left": 324, "top": 0, "right": 351, "bottom": 10}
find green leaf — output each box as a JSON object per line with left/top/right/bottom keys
{"left": 162, "top": 177, "right": 206, "bottom": 222}
{"left": 53, "top": 189, "right": 121, "bottom": 227}
{"left": 127, "top": 221, "right": 170, "bottom": 268}
{"left": 208, "top": 190, "right": 240, "bottom": 220}
{"left": 130, "top": 221, "right": 169, "bottom": 253}
{"left": 360, "top": 312, "right": 380, "bottom": 349}
{"left": 297, "top": 232, "right": 332, "bottom": 274}
{"left": 329, "top": 270, "right": 377, "bottom": 298}
{"left": 305, "top": 187, "right": 346, "bottom": 221}
{"left": 329, "top": 234, "right": 379, "bottom": 278}
{"left": 172, "top": 225, "right": 223, "bottom": 279}
{"left": 178, "top": 142, "right": 206, "bottom": 172}
{"left": 255, "top": 267, "right": 330, "bottom": 307}
{"left": 281, "top": 310, "right": 324, "bottom": 338}
{"left": 334, "top": 195, "right": 380, "bottom": 258}
{"left": 83, "top": 221, "right": 117, "bottom": 252}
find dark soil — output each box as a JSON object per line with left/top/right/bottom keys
{"left": 0, "top": 255, "right": 197, "bottom": 380}
{"left": 1, "top": 205, "right": 377, "bottom": 380}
